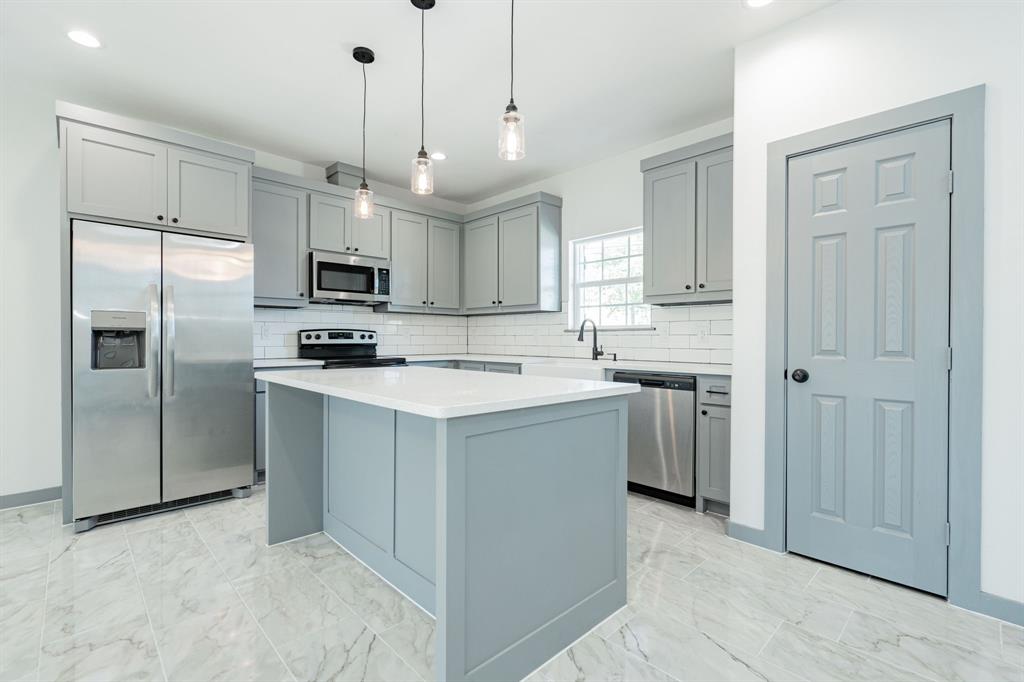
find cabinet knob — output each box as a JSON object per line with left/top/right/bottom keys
{"left": 498, "top": 300, "right": 503, "bottom": 305}
{"left": 157, "top": 215, "right": 164, "bottom": 221}
{"left": 698, "top": 283, "right": 705, "bottom": 289}
{"left": 422, "top": 300, "right": 427, "bottom": 305}
{"left": 171, "top": 217, "right": 179, "bottom": 224}
{"left": 299, "top": 292, "right": 305, "bottom": 297}
{"left": 491, "top": 300, "right": 496, "bottom": 305}
{"left": 346, "top": 247, "right": 351, "bottom": 251}
{"left": 685, "top": 284, "right": 692, "bottom": 290}
{"left": 430, "top": 301, "right": 435, "bottom": 305}
{"left": 353, "top": 248, "right": 359, "bottom": 252}
{"left": 701, "top": 409, "right": 708, "bottom": 416}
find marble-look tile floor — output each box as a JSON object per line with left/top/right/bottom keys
{"left": 1, "top": 488, "right": 1021, "bottom": 682}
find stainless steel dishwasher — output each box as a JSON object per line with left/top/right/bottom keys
{"left": 612, "top": 371, "right": 696, "bottom": 498}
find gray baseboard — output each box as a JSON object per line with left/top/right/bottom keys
{"left": 952, "top": 588, "right": 1024, "bottom": 627}
{"left": 0, "top": 486, "right": 62, "bottom": 510}
{"left": 727, "top": 519, "right": 784, "bottom": 553}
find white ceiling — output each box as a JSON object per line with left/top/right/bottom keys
{"left": 4, "top": 0, "right": 830, "bottom": 203}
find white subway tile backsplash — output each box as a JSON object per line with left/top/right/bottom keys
{"left": 254, "top": 301, "right": 732, "bottom": 367}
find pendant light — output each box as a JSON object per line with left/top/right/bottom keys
{"left": 352, "top": 47, "right": 376, "bottom": 219}
{"left": 498, "top": 0, "right": 525, "bottom": 160}
{"left": 410, "top": 0, "right": 435, "bottom": 195}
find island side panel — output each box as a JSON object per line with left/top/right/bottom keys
{"left": 265, "top": 384, "right": 325, "bottom": 545}
{"left": 435, "top": 396, "right": 628, "bottom": 682}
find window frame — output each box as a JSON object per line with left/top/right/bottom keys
{"left": 569, "top": 227, "right": 652, "bottom": 331}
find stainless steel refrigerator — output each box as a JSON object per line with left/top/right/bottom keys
{"left": 72, "top": 220, "right": 254, "bottom": 522}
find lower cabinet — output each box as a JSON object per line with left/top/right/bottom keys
{"left": 484, "top": 362, "right": 521, "bottom": 374}
{"left": 458, "top": 361, "right": 486, "bottom": 372}
{"left": 696, "top": 376, "right": 731, "bottom": 508}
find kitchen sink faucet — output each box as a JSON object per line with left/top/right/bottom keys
{"left": 577, "top": 319, "right": 605, "bottom": 361}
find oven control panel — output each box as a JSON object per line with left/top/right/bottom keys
{"left": 298, "top": 328, "right": 376, "bottom": 345}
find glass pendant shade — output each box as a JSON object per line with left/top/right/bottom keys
{"left": 499, "top": 107, "right": 525, "bottom": 160}
{"left": 354, "top": 183, "right": 374, "bottom": 219}
{"left": 411, "top": 151, "right": 434, "bottom": 195}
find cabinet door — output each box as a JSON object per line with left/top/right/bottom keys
{"left": 390, "top": 210, "right": 429, "bottom": 308}
{"left": 65, "top": 123, "right": 168, "bottom": 225}
{"left": 252, "top": 181, "right": 307, "bottom": 302}
{"left": 168, "top": 148, "right": 249, "bottom": 237}
{"left": 644, "top": 160, "right": 696, "bottom": 297}
{"left": 428, "top": 219, "right": 461, "bottom": 311}
{"left": 463, "top": 216, "right": 499, "bottom": 311}
{"left": 349, "top": 208, "right": 391, "bottom": 259}
{"left": 696, "top": 148, "right": 733, "bottom": 294}
{"left": 498, "top": 205, "right": 539, "bottom": 307}
{"left": 697, "top": 404, "right": 730, "bottom": 504}
{"left": 484, "top": 363, "right": 520, "bottom": 374}
{"left": 458, "top": 361, "right": 486, "bottom": 372}
{"left": 308, "top": 192, "right": 349, "bottom": 253}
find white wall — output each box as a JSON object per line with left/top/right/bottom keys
{"left": 731, "top": 0, "right": 1024, "bottom": 602}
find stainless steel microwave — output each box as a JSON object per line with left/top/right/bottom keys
{"left": 309, "top": 251, "right": 390, "bottom": 304}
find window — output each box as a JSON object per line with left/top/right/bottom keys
{"left": 572, "top": 228, "right": 651, "bottom": 328}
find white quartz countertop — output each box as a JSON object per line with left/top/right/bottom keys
{"left": 254, "top": 358, "right": 325, "bottom": 369}
{"left": 254, "top": 366, "right": 640, "bottom": 419}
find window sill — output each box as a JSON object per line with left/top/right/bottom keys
{"left": 563, "top": 326, "right": 656, "bottom": 333}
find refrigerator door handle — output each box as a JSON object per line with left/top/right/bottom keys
{"left": 164, "top": 284, "right": 176, "bottom": 397}
{"left": 147, "top": 283, "right": 160, "bottom": 398}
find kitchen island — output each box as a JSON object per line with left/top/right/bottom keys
{"left": 255, "top": 366, "right": 638, "bottom": 682}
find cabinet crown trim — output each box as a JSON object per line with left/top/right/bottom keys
{"left": 640, "top": 133, "right": 733, "bottom": 173}
{"left": 462, "top": 192, "right": 562, "bottom": 223}
{"left": 56, "top": 101, "right": 255, "bottom": 163}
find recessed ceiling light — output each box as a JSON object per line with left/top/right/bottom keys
{"left": 743, "top": 0, "right": 773, "bottom": 7}
{"left": 67, "top": 30, "right": 101, "bottom": 48}
{"left": 430, "top": 151, "right": 447, "bottom": 161}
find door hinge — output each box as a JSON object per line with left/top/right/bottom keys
{"left": 946, "top": 346, "right": 953, "bottom": 371}
{"left": 945, "top": 522, "right": 951, "bottom": 546}
{"left": 947, "top": 170, "right": 954, "bottom": 194}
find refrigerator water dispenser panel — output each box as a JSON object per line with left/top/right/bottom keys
{"left": 90, "top": 310, "right": 146, "bottom": 369}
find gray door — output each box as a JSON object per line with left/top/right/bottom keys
{"left": 428, "top": 218, "right": 460, "bottom": 311}
{"left": 252, "top": 181, "right": 307, "bottom": 303}
{"left": 498, "top": 205, "right": 539, "bottom": 307}
{"left": 696, "top": 148, "right": 733, "bottom": 294}
{"left": 72, "top": 221, "right": 163, "bottom": 518}
{"left": 162, "top": 232, "right": 254, "bottom": 500}
{"left": 167, "top": 148, "right": 249, "bottom": 238}
{"left": 643, "top": 160, "right": 696, "bottom": 297}
{"left": 786, "top": 120, "right": 951, "bottom": 595}
{"left": 463, "top": 215, "right": 498, "bottom": 311}
{"left": 390, "top": 210, "right": 428, "bottom": 308}
{"left": 308, "top": 192, "right": 349, "bottom": 253}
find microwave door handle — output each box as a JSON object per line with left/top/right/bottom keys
{"left": 164, "top": 285, "right": 176, "bottom": 398}
{"left": 147, "top": 284, "right": 160, "bottom": 398}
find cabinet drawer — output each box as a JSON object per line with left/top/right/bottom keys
{"left": 698, "top": 376, "right": 731, "bottom": 406}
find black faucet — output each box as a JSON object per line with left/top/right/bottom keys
{"left": 577, "top": 319, "right": 604, "bottom": 361}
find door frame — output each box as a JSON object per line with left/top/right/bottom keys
{"left": 737, "top": 85, "right": 1015, "bottom": 624}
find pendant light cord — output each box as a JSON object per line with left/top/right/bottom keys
{"left": 361, "top": 62, "right": 367, "bottom": 184}
{"left": 420, "top": 8, "right": 425, "bottom": 150}
{"left": 509, "top": 0, "right": 515, "bottom": 103}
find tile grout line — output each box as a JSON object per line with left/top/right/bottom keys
{"left": 755, "top": 620, "right": 785, "bottom": 658}
{"left": 834, "top": 609, "right": 855, "bottom": 643}
{"left": 188, "top": 504, "right": 298, "bottom": 682}
{"left": 124, "top": 523, "right": 171, "bottom": 682}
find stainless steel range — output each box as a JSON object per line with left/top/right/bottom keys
{"left": 298, "top": 329, "right": 406, "bottom": 369}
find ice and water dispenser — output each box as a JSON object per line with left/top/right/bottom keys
{"left": 90, "top": 310, "right": 147, "bottom": 369}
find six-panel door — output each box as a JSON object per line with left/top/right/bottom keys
{"left": 252, "top": 181, "right": 307, "bottom": 303}
{"left": 167, "top": 148, "right": 249, "bottom": 237}
{"left": 66, "top": 123, "right": 169, "bottom": 226}
{"left": 643, "top": 160, "right": 696, "bottom": 297}
{"left": 463, "top": 215, "right": 499, "bottom": 311}
{"left": 390, "top": 210, "right": 429, "bottom": 308}
{"left": 428, "top": 218, "right": 461, "bottom": 311}
{"left": 785, "top": 120, "right": 951, "bottom": 596}
{"left": 498, "top": 205, "right": 539, "bottom": 307}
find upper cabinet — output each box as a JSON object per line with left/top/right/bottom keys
{"left": 63, "top": 120, "right": 251, "bottom": 239}
{"left": 309, "top": 192, "right": 390, "bottom": 259}
{"left": 461, "top": 194, "right": 561, "bottom": 315}
{"left": 252, "top": 181, "right": 308, "bottom": 306}
{"left": 387, "top": 212, "right": 461, "bottom": 314}
{"left": 641, "top": 135, "right": 732, "bottom": 305}
{"left": 428, "top": 219, "right": 461, "bottom": 312}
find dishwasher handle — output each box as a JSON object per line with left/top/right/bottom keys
{"left": 639, "top": 378, "right": 667, "bottom": 388}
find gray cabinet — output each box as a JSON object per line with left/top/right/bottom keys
{"left": 308, "top": 192, "right": 349, "bottom": 253}
{"left": 65, "top": 121, "right": 250, "bottom": 238}
{"left": 390, "top": 210, "right": 429, "bottom": 307}
{"left": 65, "top": 122, "right": 169, "bottom": 226}
{"left": 463, "top": 215, "right": 500, "bottom": 312}
{"left": 641, "top": 136, "right": 732, "bottom": 304}
{"left": 252, "top": 181, "right": 308, "bottom": 305}
{"left": 696, "top": 376, "right": 731, "bottom": 509}
{"left": 167, "top": 148, "right": 249, "bottom": 237}
{"left": 350, "top": 208, "right": 390, "bottom": 259}
{"left": 458, "top": 361, "right": 486, "bottom": 372}
{"left": 484, "top": 362, "right": 520, "bottom": 374}
{"left": 428, "top": 219, "right": 461, "bottom": 311}
{"left": 461, "top": 194, "right": 561, "bottom": 315}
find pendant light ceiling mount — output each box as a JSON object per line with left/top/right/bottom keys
{"left": 352, "top": 46, "right": 375, "bottom": 65}
{"left": 409, "top": 0, "right": 435, "bottom": 9}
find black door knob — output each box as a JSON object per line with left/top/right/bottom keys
{"left": 701, "top": 409, "right": 708, "bottom": 416}
{"left": 792, "top": 368, "right": 810, "bottom": 383}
